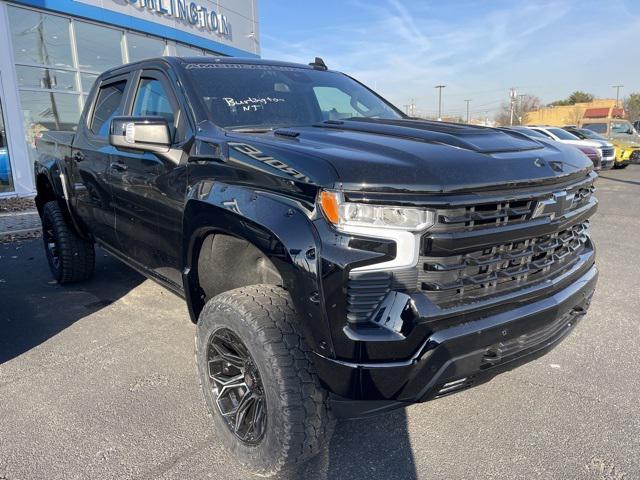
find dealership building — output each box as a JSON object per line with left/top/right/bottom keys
{"left": 0, "top": 0, "right": 260, "bottom": 195}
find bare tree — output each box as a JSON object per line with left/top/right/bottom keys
{"left": 495, "top": 94, "right": 541, "bottom": 126}
{"left": 624, "top": 93, "right": 640, "bottom": 122}
{"left": 564, "top": 106, "right": 583, "bottom": 126}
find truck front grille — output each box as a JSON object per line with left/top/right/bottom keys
{"left": 433, "top": 181, "right": 594, "bottom": 232}
{"left": 420, "top": 221, "right": 591, "bottom": 307}
{"left": 345, "top": 176, "right": 597, "bottom": 322}
{"left": 601, "top": 147, "right": 615, "bottom": 158}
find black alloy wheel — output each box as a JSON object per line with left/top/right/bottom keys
{"left": 42, "top": 214, "right": 61, "bottom": 273}
{"left": 40, "top": 201, "right": 95, "bottom": 283}
{"left": 207, "top": 328, "right": 267, "bottom": 444}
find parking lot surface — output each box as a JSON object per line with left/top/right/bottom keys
{"left": 1, "top": 167, "right": 639, "bottom": 480}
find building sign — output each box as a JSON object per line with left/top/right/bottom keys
{"left": 120, "top": 0, "right": 231, "bottom": 37}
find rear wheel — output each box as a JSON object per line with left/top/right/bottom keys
{"left": 42, "top": 201, "right": 95, "bottom": 284}
{"left": 195, "top": 285, "right": 334, "bottom": 477}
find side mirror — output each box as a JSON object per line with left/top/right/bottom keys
{"left": 109, "top": 116, "right": 171, "bottom": 153}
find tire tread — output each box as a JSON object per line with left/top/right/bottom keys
{"left": 197, "top": 284, "right": 334, "bottom": 476}
{"left": 42, "top": 201, "right": 94, "bottom": 283}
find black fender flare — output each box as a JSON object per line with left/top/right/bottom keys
{"left": 34, "top": 157, "right": 66, "bottom": 215}
{"left": 34, "top": 157, "right": 89, "bottom": 240}
{"left": 182, "top": 182, "right": 335, "bottom": 357}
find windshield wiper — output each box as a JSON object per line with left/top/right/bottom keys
{"left": 228, "top": 127, "right": 276, "bottom": 133}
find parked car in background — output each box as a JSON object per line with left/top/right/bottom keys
{"left": 580, "top": 119, "right": 640, "bottom": 167}
{"left": 522, "top": 126, "right": 605, "bottom": 170}
{"left": 562, "top": 126, "right": 615, "bottom": 169}
{"left": 633, "top": 120, "right": 640, "bottom": 132}
{"left": 0, "top": 148, "right": 10, "bottom": 186}
{"left": 499, "top": 126, "right": 550, "bottom": 139}
{"left": 0, "top": 127, "right": 11, "bottom": 186}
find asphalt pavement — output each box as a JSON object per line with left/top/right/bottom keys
{"left": 1, "top": 166, "right": 639, "bottom": 480}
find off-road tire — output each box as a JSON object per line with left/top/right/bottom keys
{"left": 195, "top": 285, "right": 335, "bottom": 477}
{"left": 42, "top": 201, "right": 95, "bottom": 283}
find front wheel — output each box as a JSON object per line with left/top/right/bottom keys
{"left": 195, "top": 285, "right": 334, "bottom": 477}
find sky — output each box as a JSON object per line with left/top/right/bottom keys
{"left": 258, "top": 0, "right": 640, "bottom": 120}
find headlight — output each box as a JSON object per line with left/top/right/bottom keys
{"left": 319, "top": 190, "right": 435, "bottom": 231}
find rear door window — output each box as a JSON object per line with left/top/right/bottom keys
{"left": 90, "top": 80, "right": 127, "bottom": 136}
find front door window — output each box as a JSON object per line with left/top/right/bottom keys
{"left": 0, "top": 98, "right": 14, "bottom": 193}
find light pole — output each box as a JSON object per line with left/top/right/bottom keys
{"left": 464, "top": 99, "right": 471, "bottom": 123}
{"left": 435, "top": 85, "right": 446, "bottom": 120}
{"left": 612, "top": 85, "right": 624, "bottom": 108}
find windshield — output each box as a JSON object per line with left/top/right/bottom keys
{"left": 547, "top": 127, "right": 580, "bottom": 140}
{"left": 528, "top": 128, "right": 553, "bottom": 139}
{"left": 582, "top": 123, "right": 607, "bottom": 134}
{"left": 611, "top": 121, "right": 634, "bottom": 135}
{"left": 183, "top": 62, "right": 403, "bottom": 130}
{"left": 512, "top": 127, "right": 548, "bottom": 139}
{"left": 576, "top": 128, "right": 606, "bottom": 141}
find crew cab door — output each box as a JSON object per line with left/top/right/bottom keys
{"left": 109, "top": 69, "right": 189, "bottom": 290}
{"left": 70, "top": 74, "right": 131, "bottom": 248}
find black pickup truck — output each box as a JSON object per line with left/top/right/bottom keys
{"left": 35, "top": 56, "right": 598, "bottom": 476}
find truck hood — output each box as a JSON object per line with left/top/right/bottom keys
{"left": 558, "top": 139, "right": 602, "bottom": 149}
{"left": 611, "top": 135, "right": 640, "bottom": 148}
{"left": 225, "top": 118, "right": 592, "bottom": 194}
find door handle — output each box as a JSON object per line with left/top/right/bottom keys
{"left": 72, "top": 151, "right": 85, "bottom": 162}
{"left": 110, "top": 161, "right": 128, "bottom": 172}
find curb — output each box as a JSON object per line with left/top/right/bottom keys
{"left": 0, "top": 210, "right": 42, "bottom": 240}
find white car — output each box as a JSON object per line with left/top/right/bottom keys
{"left": 525, "top": 126, "right": 612, "bottom": 166}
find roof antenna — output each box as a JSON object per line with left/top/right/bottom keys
{"left": 309, "top": 57, "right": 328, "bottom": 70}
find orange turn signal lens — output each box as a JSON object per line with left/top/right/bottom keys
{"left": 319, "top": 191, "right": 340, "bottom": 224}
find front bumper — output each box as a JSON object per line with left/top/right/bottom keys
{"left": 318, "top": 265, "right": 597, "bottom": 418}
{"left": 600, "top": 158, "right": 615, "bottom": 169}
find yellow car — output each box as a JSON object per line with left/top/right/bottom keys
{"left": 580, "top": 119, "right": 640, "bottom": 168}
{"left": 612, "top": 140, "right": 640, "bottom": 168}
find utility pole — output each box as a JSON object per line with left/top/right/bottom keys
{"left": 612, "top": 85, "right": 624, "bottom": 108}
{"left": 517, "top": 94, "right": 526, "bottom": 125}
{"left": 403, "top": 98, "right": 416, "bottom": 117}
{"left": 435, "top": 85, "right": 446, "bottom": 120}
{"left": 509, "top": 88, "right": 517, "bottom": 126}
{"left": 464, "top": 99, "right": 471, "bottom": 123}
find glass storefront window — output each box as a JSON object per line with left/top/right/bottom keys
{"left": 81, "top": 73, "right": 99, "bottom": 94}
{"left": 128, "top": 33, "right": 166, "bottom": 62}
{"left": 4, "top": 4, "right": 224, "bottom": 193}
{"left": 16, "top": 66, "right": 76, "bottom": 92}
{"left": 0, "top": 100, "right": 14, "bottom": 193}
{"left": 75, "top": 21, "right": 124, "bottom": 72}
{"left": 19, "top": 91, "right": 81, "bottom": 163}
{"left": 8, "top": 7, "right": 73, "bottom": 68}
{"left": 175, "top": 43, "right": 204, "bottom": 57}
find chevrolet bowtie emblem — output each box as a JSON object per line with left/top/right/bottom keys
{"left": 532, "top": 191, "right": 575, "bottom": 220}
